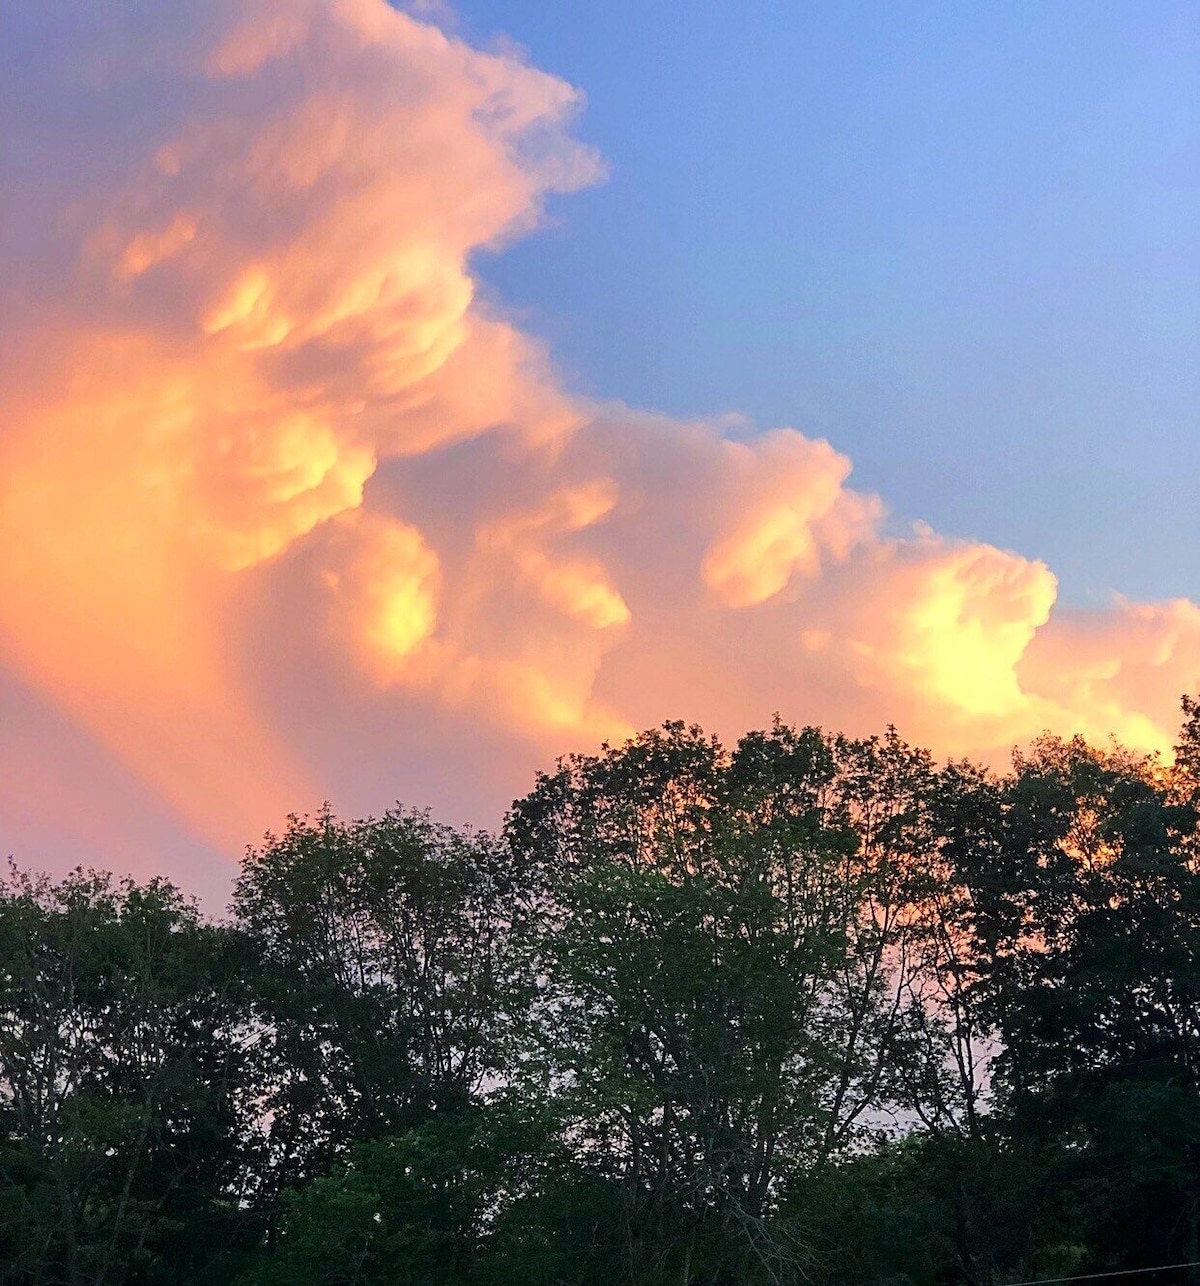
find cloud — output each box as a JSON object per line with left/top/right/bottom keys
{"left": 0, "top": 0, "right": 596, "bottom": 852}
{"left": 1, "top": 0, "right": 1197, "bottom": 874}
{"left": 702, "top": 430, "right": 880, "bottom": 608}
{"left": 1018, "top": 597, "right": 1200, "bottom": 753}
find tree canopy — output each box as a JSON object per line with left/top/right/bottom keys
{"left": 3, "top": 705, "right": 1200, "bottom": 1284}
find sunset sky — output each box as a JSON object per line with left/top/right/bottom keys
{"left": 2, "top": 0, "right": 1198, "bottom": 902}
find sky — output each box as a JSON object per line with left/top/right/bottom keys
{"left": 450, "top": 0, "right": 1200, "bottom": 606}
{"left": 1, "top": 0, "right": 1198, "bottom": 904}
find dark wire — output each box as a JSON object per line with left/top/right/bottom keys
{"left": 1005, "top": 1262, "right": 1200, "bottom": 1286}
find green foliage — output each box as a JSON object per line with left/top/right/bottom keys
{"left": 5, "top": 697, "right": 1200, "bottom": 1283}
{"left": 0, "top": 866, "right": 260, "bottom": 1284}
{"left": 940, "top": 730, "right": 1200, "bottom": 1277}
{"left": 504, "top": 720, "right": 968, "bottom": 1280}
{"left": 240, "top": 1114, "right": 504, "bottom": 1285}
{"left": 232, "top": 807, "right": 529, "bottom": 1200}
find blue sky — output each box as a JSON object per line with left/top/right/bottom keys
{"left": 452, "top": 1, "right": 1199, "bottom": 606}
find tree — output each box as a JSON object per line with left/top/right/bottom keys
{"left": 0, "top": 865, "right": 258, "bottom": 1285}
{"left": 948, "top": 731, "right": 1200, "bottom": 1280}
{"left": 232, "top": 807, "right": 531, "bottom": 1210}
{"left": 505, "top": 720, "right": 938, "bottom": 1282}
{"left": 9, "top": 699, "right": 1200, "bottom": 1285}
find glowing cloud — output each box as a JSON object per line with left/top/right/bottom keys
{"left": 2, "top": 0, "right": 1197, "bottom": 873}
{"left": 703, "top": 431, "right": 879, "bottom": 608}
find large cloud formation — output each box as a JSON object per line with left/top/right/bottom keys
{"left": 2, "top": 0, "right": 1197, "bottom": 885}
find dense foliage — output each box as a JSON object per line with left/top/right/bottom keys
{"left": 4, "top": 704, "right": 1200, "bottom": 1284}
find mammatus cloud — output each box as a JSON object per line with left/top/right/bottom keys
{"left": 2, "top": 0, "right": 1197, "bottom": 875}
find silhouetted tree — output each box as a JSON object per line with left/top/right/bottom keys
{"left": 7, "top": 698, "right": 1200, "bottom": 1285}
{"left": 232, "top": 807, "right": 531, "bottom": 1211}
{"left": 0, "top": 867, "right": 259, "bottom": 1284}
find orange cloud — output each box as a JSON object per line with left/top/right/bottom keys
{"left": 323, "top": 513, "right": 442, "bottom": 673}
{"left": 849, "top": 542, "right": 1058, "bottom": 720}
{"left": 0, "top": 0, "right": 596, "bottom": 850}
{"left": 480, "top": 481, "right": 630, "bottom": 631}
{"left": 703, "top": 430, "right": 880, "bottom": 608}
{"left": 2, "top": 0, "right": 1197, "bottom": 875}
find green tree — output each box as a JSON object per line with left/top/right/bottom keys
{"left": 240, "top": 1112, "right": 510, "bottom": 1286}
{"left": 0, "top": 866, "right": 258, "bottom": 1285}
{"left": 944, "top": 728, "right": 1200, "bottom": 1281}
{"left": 505, "top": 720, "right": 939, "bottom": 1282}
{"left": 233, "top": 807, "right": 531, "bottom": 1210}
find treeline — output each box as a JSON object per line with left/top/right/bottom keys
{"left": 3, "top": 703, "right": 1200, "bottom": 1285}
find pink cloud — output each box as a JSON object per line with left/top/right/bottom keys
{"left": 2, "top": 0, "right": 1197, "bottom": 880}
